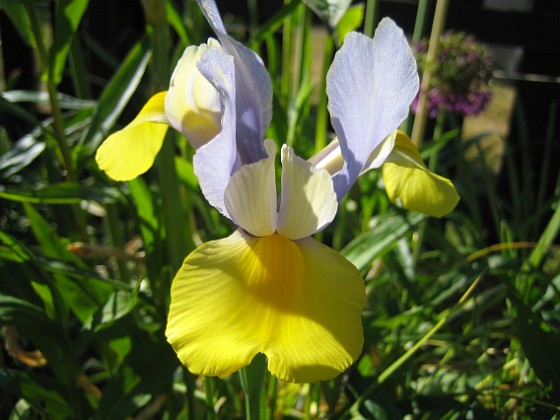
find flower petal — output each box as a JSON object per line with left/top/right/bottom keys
{"left": 196, "top": 0, "right": 272, "bottom": 164}
{"left": 166, "top": 230, "right": 365, "bottom": 382}
{"left": 309, "top": 131, "right": 397, "bottom": 176}
{"left": 277, "top": 145, "right": 338, "bottom": 240}
{"left": 382, "top": 131, "right": 460, "bottom": 217}
{"left": 95, "top": 92, "right": 168, "bottom": 181}
{"left": 224, "top": 140, "right": 278, "bottom": 237}
{"left": 193, "top": 45, "right": 238, "bottom": 218}
{"left": 327, "top": 19, "right": 419, "bottom": 199}
{"left": 165, "top": 40, "right": 222, "bottom": 149}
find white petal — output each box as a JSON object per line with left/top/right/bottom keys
{"left": 224, "top": 140, "right": 278, "bottom": 237}
{"left": 277, "top": 145, "right": 338, "bottom": 240}
{"left": 193, "top": 46, "right": 238, "bottom": 218}
{"left": 327, "top": 19, "right": 419, "bottom": 199}
{"left": 196, "top": 0, "right": 272, "bottom": 165}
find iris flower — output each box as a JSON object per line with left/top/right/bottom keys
{"left": 96, "top": 0, "right": 459, "bottom": 382}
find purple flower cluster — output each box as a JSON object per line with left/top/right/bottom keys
{"left": 412, "top": 31, "right": 493, "bottom": 117}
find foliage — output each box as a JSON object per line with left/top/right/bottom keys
{"left": 1, "top": 0, "right": 559, "bottom": 418}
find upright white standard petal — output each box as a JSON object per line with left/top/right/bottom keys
{"left": 277, "top": 145, "right": 338, "bottom": 240}
{"left": 224, "top": 140, "right": 278, "bottom": 237}
{"left": 327, "top": 19, "right": 419, "bottom": 200}
{"left": 196, "top": 0, "right": 272, "bottom": 164}
{"left": 193, "top": 46, "right": 238, "bottom": 218}
{"left": 165, "top": 39, "right": 222, "bottom": 149}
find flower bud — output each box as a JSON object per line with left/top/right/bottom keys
{"left": 165, "top": 39, "right": 222, "bottom": 149}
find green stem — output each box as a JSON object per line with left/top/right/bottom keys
{"left": 363, "top": 0, "right": 379, "bottom": 38}
{"left": 314, "top": 33, "right": 334, "bottom": 152}
{"left": 183, "top": 369, "right": 198, "bottom": 420}
{"left": 105, "top": 203, "right": 130, "bottom": 280}
{"left": 148, "top": 6, "right": 193, "bottom": 279}
{"left": 412, "top": 0, "right": 434, "bottom": 43}
{"left": 204, "top": 377, "right": 216, "bottom": 420}
{"left": 239, "top": 355, "right": 267, "bottom": 420}
{"left": 24, "top": 0, "right": 76, "bottom": 181}
{"left": 411, "top": 0, "right": 449, "bottom": 147}
{"left": 157, "top": 136, "right": 191, "bottom": 273}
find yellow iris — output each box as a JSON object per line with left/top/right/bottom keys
{"left": 166, "top": 141, "right": 366, "bottom": 382}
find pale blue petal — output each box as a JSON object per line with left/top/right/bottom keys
{"left": 327, "top": 19, "right": 419, "bottom": 200}
{"left": 196, "top": 0, "right": 272, "bottom": 165}
{"left": 193, "top": 45, "right": 238, "bottom": 219}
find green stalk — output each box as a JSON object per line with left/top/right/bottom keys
{"left": 314, "top": 33, "right": 334, "bottom": 152}
{"left": 105, "top": 203, "right": 130, "bottom": 280}
{"left": 239, "top": 355, "right": 267, "bottom": 420}
{"left": 24, "top": 0, "right": 89, "bottom": 241}
{"left": 412, "top": 0, "right": 433, "bottom": 43}
{"left": 266, "top": 376, "right": 278, "bottom": 420}
{"left": 24, "top": 0, "right": 76, "bottom": 181}
{"left": 204, "top": 377, "right": 216, "bottom": 420}
{"left": 363, "top": 0, "right": 379, "bottom": 38}
{"left": 145, "top": 1, "right": 193, "bottom": 278}
{"left": 411, "top": 0, "right": 449, "bottom": 147}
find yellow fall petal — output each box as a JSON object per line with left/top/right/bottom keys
{"left": 382, "top": 131, "right": 460, "bottom": 217}
{"left": 166, "top": 230, "right": 365, "bottom": 382}
{"left": 96, "top": 92, "right": 169, "bottom": 181}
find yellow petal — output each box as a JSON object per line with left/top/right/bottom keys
{"left": 166, "top": 230, "right": 365, "bottom": 382}
{"left": 224, "top": 140, "right": 278, "bottom": 236}
{"left": 96, "top": 92, "right": 169, "bottom": 181}
{"left": 277, "top": 145, "right": 338, "bottom": 240}
{"left": 382, "top": 131, "right": 460, "bottom": 217}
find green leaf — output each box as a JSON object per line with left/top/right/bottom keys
{"left": 507, "top": 288, "right": 560, "bottom": 401}
{"left": 166, "top": 0, "right": 189, "bottom": 46}
{"left": 128, "top": 177, "right": 164, "bottom": 282}
{"left": 94, "top": 331, "right": 177, "bottom": 420}
{"left": 0, "top": 182, "right": 121, "bottom": 204}
{"left": 0, "top": 368, "right": 73, "bottom": 419}
{"left": 174, "top": 156, "right": 198, "bottom": 190}
{"left": 0, "top": 294, "right": 70, "bottom": 381}
{"left": 23, "top": 203, "right": 114, "bottom": 325}
{"left": 1, "top": 90, "right": 96, "bottom": 109}
{"left": 342, "top": 212, "right": 425, "bottom": 270}
{"left": 94, "top": 289, "right": 139, "bottom": 331}
{"left": 81, "top": 32, "right": 152, "bottom": 152}
{"left": 0, "top": 131, "right": 45, "bottom": 177}
{"left": 23, "top": 203, "right": 81, "bottom": 263}
{"left": 303, "top": 0, "right": 351, "bottom": 28}
{"left": 0, "top": 0, "right": 36, "bottom": 47}
{"left": 49, "top": 0, "right": 89, "bottom": 85}
{"left": 335, "top": 4, "right": 364, "bottom": 41}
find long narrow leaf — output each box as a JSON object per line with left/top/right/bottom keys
{"left": 49, "top": 0, "right": 90, "bottom": 85}
{"left": 82, "top": 32, "right": 152, "bottom": 152}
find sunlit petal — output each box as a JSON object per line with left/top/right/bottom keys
{"left": 193, "top": 46, "right": 238, "bottom": 218}
{"left": 166, "top": 230, "right": 365, "bottom": 382}
{"left": 382, "top": 131, "right": 460, "bottom": 217}
{"left": 310, "top": 131, "right": 397, "bottom": 177}
{"left": 196, "top": 0, "right": 272, "bottom": 164}
{"left": 277, "top": 145, "right": 338, "bottom": 240}
{"left": 225, "top": 140, "right": 278, "bottom": 237}
{"left": 165, "top": 40, "right": 222, "bottom": 149}
{"left": 327, "top": 19, "right": 419, "bottom": 199}
{"left": 96, "top": 92, "right": 168, "bottom": 181}
{"left": 308, "top": 138, "right": 343, "bottom": 175}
